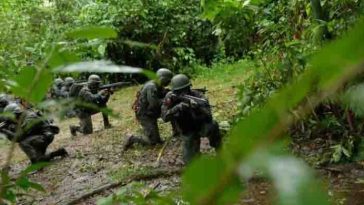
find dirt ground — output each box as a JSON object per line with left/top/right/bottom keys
{"left": 1, "top": 69, "right": 364, "bottom": 204}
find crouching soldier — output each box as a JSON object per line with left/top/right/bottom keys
{"left": 61, "top": 77, "right": 75, "bottom": 98}
{"left": 161, "top": 74, "right": 221, "bottom": 163}
{"left": 0, "top": 103, "right": 68, "bottom": 164}
{"left": 123, "top": 68, "right": 173, "bottom": 150}
{"left": 69, "top": 74, "right": 111, "bottom": 136}
{"left": 50, "top": 78, "right": 64, "bottom": 99}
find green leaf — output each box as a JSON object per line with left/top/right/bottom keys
{"left": 28, "top": 181, "right": 46, "bottom": 192}
{"left": 20, "top": 162, "right": 49, "bottom": 177}
{"left": 182, "top": 17, "right": 364, "bottom": 205}
{"left": 15, "top": 177, "right": 31, "bottom": 190}
{"left": 10, "top": 67, "right": 53, "bottom": 103}
{"left": 47, "top": 48, "right": 81, "bottom": 70}
{"left": 4, "top": 189, "right": 16, "bottom": 203}
{"left": 66, "top": 26, "right": 117, "bottom": 40}
{"left": 182, "top": 157, "right": 243, "bottom": 204}
{"left": 240, "top": 150, "right": 329, "bottom": 205}
{"left": 54, "top": 60, "right": 143, "bottom": 73}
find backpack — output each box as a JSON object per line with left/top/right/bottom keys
{"left": 69, "top": 83, "right": 86, "bottom": 98}
{"left": 132, "top": 90, "right": 141, "bottom": 114}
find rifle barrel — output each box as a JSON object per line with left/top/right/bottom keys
{"left": 100, "top": 82, "right": 131, "bottom": 89}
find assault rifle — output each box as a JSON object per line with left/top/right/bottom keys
{"left": 99, "top": 81, "right": 132, "bottom": 90}
{"left": 170, "top": 93, "right": 209, "bottom": 106}
{"left": 193, "top": 87, "right": 208, "bottom": 94}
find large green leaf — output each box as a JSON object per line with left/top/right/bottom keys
{"left": 19, "top": 162, "right": 49, "bottom": 177}
{"left": 54, "top": 60, "right": 157, "bottom": 79}
{"left": 240, "top": 150, "right": 328, "bottom": 205}
{"left": 47, "top": 47, "right": 81, "bottom": 70}
{"left": 54, "top": 60, "right": 142, "bottom": 73}
{"left": 10, "top": 67, "right": 53, "bottom": 103}
{"left": 182, "top": 18, "right": 364, "bottom": 205}
{"left": 182, "top": 157, "right": 243, "bottom": 204}
{"left": 66, "top": 26, "right": 117, "bottom": 40}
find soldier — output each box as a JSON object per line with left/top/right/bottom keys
{"left": 123, "top": 68, "right": 173, "bottom": 150}
{"left": 0, "top": 94, "right": 11, "bottom": 112}
{"left": 161, "top": 74, "right": 221, "bottom": 163}
{"left": 69, "top": 74, "right": 111, "bottom": 136}
{"left": 50, "top": 78, "right": 64, "bottom": 99}
{"left": 0, "top": 103, "right": 67, "bottom": 164}
{"left": 61, "top": 77, "right": 75, "bottom": 98}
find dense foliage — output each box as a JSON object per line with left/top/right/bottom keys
{"left": 1, "top": 0, "right": 364, "bottom": 204}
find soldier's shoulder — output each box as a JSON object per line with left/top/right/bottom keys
{"left": 142, "top": 81, "right": 158, "bottom": 91}
{"left": 79, "top": 86, "right": 90, "bottom": 93}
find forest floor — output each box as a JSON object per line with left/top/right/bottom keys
{"left": 1, "top": 62, "right": 364, "bottom": 205}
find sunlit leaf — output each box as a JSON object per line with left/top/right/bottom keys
{"left": 182, "top": 17, "right": 364, "bottom": 205}
{"left": 19, "top": 162, "right": 49, "bottom": 177}
{"left": 10, "top": 67, "right": 53, "bottom": 103}
{"left": 182, "top": 157, "right": 243, "bottom": 204}
{"left": 66, "top": 26, "right": 117, "bottom": 40}
{"left": 47, "top": 48, "right": 81, "bottom": 70}
{"left": 28, "top": 182, "right": 46, "bottom": 192}
{"left": 240, "top": 151, "right": 328, "bottom": 205}
{"left": 54, "top": 60, "right": 143, "bottom": 73}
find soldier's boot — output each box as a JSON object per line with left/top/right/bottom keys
{"left": 183, "top": 136, "right": 201, "bottom": 164}
{"left": 207, "top": 121, "right": 222, "bottom": 150}
{"left": 123, "top": 134, "right": 150, "bottom": 151}
{"left": 69, "top": 125, "right": 78, "bottom": 136}
{"left": 48, "top": 148, "right": 68, "bottom": 159}
{"left": 102, "top": 113, "right": 112, "bottom": 129}
{"left": 123, "top": 134, "right": 136, "bottom": 151}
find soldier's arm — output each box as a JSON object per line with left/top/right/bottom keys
{"left": 80, "top": 89, "right": 103, "bottom": 104}
{"left": 161, "top": 94, "right": 188, "bottom": 122}
{"left": 146, "top": 85, "right": 161, "bottom": 110}
{"left": 60, "top": 87, "right": 69, "bottom": 98}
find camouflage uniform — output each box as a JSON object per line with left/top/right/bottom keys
{"left": 70, "top": 75, "right": 110, "bottom": 136}
{"left": 129, "top": 81, "right": 165, "bottom": 146}
{"left": 124, "top": 69, "right": 173, "bottom": 150}
{"left": 61, "top": 77, "right": 76, "bottom": 117}
{"left": 50, "top": 78, "right": 64, "bottom": 99}
{"left": 0, "top": 94, "right": 11, "bottom": 112}
{"left": 161, "top": 74, "right": 221, "bottom": 163}
{"left": 61, "top": 77, "right": 75, "bottom": 98}
{"left": 1, "top": 104, "right": 67, "bottom": 164}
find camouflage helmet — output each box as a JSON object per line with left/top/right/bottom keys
{"left": 171, "top": 74, "right": 191, "bottom": 91}
{"left": 55, "top": 78, "right": 64, "bottom": 86}
{"left": 65, "top": 77, "right": 75, "bottom": 85}
{"left": 88, "top": 74, "right": 102, "bottom": 84}
{"left": 4, "top": 103, "right": 22, "bottom": 114}
{"left": 0, "top": 94, "right": 9, "bottom": 108}
{"left": 156, "top": 68, "right": 173, "bottom": 80}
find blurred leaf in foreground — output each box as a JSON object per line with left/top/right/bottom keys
{"left": 182, "top": 17, "right": 364, "bottom": 205}
{"left": 10, "top": 67, "right": 52, "bottom": 103}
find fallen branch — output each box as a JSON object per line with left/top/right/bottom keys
{"left": 65, "top": 167, "right": 182, "bottom": 205}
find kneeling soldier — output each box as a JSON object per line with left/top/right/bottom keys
{"left": 161, "top": 74, "right": 221, "bottom": 163}
{"left": 123, "top": 68, "right": 173, "bottom": 150}
{"left": 70, "top": 74, "right": 111, "bottom": 136}
{"left": 1, "top": 103, "right": 67, "bottom": 164}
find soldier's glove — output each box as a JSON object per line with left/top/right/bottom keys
{"left": 188, "top": 99, "right": 198, "bottom": 108}
{"left": 98, "top": 89, "right": 110, "bottom": 96}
